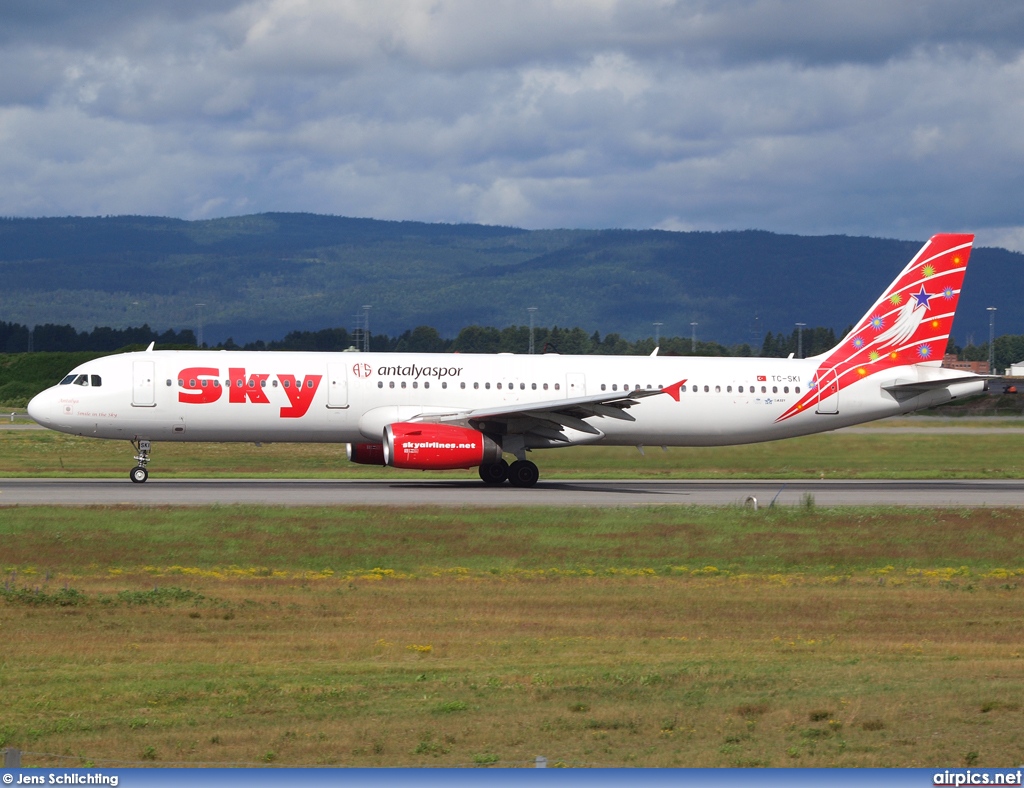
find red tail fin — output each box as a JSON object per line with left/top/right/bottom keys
{"left": 777, "top": 234, "right": 974, "bottom": 422}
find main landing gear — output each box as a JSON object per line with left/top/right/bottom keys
{"left": 478, "top": 459, "right": 539, "bottom": 487}
{"left": 130, "top": 439, "right": 152, "bottom": 483}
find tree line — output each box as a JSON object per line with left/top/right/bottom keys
{"left": 0, "top": 321, "right": 195, "bottom": 353}
{"left": 3, "top": 318, "right": 1022, "bottom": 371}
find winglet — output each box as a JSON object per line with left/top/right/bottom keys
{"left": 661, "top": 379, "right": 688, "bottom": 401}
{"left": 146, "top": 342, "right": 155, "bottom": 352}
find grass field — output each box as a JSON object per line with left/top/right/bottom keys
{"left": 3, "top": 423, "right": 1024, "bottom": 479}
{"left": 2, "top": 505, "right": 1023, "bottom": 768}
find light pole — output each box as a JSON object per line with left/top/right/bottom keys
{"left": 528, "top": 307, "right": 537, "bottom": 354}
{"left": 653, "top": 322, "right": 663, "bottom": 347}
{"left": 362, "top": 305, "right": 372, "bottom": 352}
{"left": 195, "top": 303, "right": 206, "bottom": 348}
{"left": 690, "top": 322, "right": 698, "bottom": 353}
{"left": 987, "top": 307, "right": 997, "bottom": 372}
{"left": 795, "top": 322, "right": 806, "bottom": 359}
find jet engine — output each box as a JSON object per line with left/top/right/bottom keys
{"left": 383, "top": 422, "right": 502, "bottom": 470}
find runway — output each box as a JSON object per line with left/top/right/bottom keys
{"left": 1, "top": 477, "right": 1022, "bottom": 507}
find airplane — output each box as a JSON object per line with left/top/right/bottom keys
{"left": 27, "top": 233, "right": 986, "bottom": 487}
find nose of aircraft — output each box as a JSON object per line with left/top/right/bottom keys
{"left": 27, "top": 390, "right": 54, "bottom": 427}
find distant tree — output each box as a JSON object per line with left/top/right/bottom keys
{"left": 452, "top": 325, "right": 502, "bottom": 353}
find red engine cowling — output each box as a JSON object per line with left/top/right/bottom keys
{"left": 347, "top": 442, "right": 385, "bottom": 465}
{"left": 383, "top": 422, "right": 502, "bottom": 470}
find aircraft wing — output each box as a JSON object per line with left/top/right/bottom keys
{"left": 413, "top": 386, "right": 674, "bottom": 442}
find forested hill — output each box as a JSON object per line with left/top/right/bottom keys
{"left": 0, "top": 213, "right": 1019, "bottom": 346}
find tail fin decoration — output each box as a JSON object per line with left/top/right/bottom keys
{"left": 776, "top": 233, "right": 974, "bottom": 422}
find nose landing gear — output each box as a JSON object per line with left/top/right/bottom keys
{"left": 130, "top": 439, "right": 152, "bottom": 483}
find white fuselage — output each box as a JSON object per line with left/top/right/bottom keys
{"left": 27, "top": 349, "right": 982, "bottom": 448}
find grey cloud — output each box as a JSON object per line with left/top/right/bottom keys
{"left": 0, "top": 0, "right": 1023, "bottom": 254}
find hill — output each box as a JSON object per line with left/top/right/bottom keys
{"left": 0, "top": 214, "right": 1019, "bottom": 345}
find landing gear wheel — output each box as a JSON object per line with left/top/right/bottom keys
{"left": 479, "top": 459, "right": 510, "bottom": 485}
{"left": 130, "top": 438, "right": 153, "bottom": 483}
{"left": 507, "top": 460, "right": 539, "bottom": 488}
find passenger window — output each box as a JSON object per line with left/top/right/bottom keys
{"left": 460, "top": 382, "right": 465, "bottom": 389}
{"left": 784, "top": 386, "right": 789, "bottom": 393}
{"left": 554, "top": 383, "right": 560, "bottom": 390}
{"left": 772, "top": 386, "right": 778, "bottom": 393}
{"left": 201, "top": 379, "right": 208, "bottom": 387}
{"left": 306, "top": 380, "right": 313, "bottom": 388}
{"left": 520, "top": 383, "right": 525, "bottom": 390}
{"left": 474, "top": 382, "right": 479, "bottom": 389}
{"left": 485, "top": 382, "right": 491, "bottom": 389}
{"left": 283, "top": 380, "right": 290, "bottom": 388}
{"left": 389, "top": 381, "right": 395, "bottom": 389}
{"left": 424, "top": 382, "right": 430, "bottom": 389}
{"left": 260, "top": 379, "right": 266, "bottom": 388}
{"left": 272, "top": 380, "right": 278, "bottom": 387}
{"left": 60, "top": 375, "right": 76, "bottom": 385}
{"left": 727, "top": 385, "right": 732, "bottom": 393}
{"left": 401, "top": 381, "right": 407, "bottom": 389}
{"left": 738, "top": 386, "right": 743, "bottom": 393}
{"left": 703, "top": 385, "right": 709, "bottom": 392}
{"left": 378, "top": 381, "right": 383, "bottom": 388}
{"left": 715, "top": 385, "right": 721, "bottom": 393}
{"left": 543, "top": 383, "right": 548, "bottom": 390}
{"left": 691, "top": 385, "right": 697, "bottom": 392}
{"left": 612, "top": 384, "right": 617, "bottom": 391}
{"left": 248, "top": 380, "right": 255, "bottom": 388}
{"left": 761, "top": 386, "right": 767, "bottom": 393}
{"left": 214, "top": 380, "right": 220, "bottom": 388}
{"left": 412, "top": 381, "right": 418, "bottom": 389}
{"left": 166, "top": 379, "right": 172, "bottom": 387}
{"left": 497, "top": 383, "right": 502, "bottom": 390}
{"left": 532, "top": 383, "right": 537, "bottom": 390}
{"left": 189, "top": 379, "right": 196, "bottom": 387}
{"left": 796, "top": 387, "right": 801, "bottom": 393}
{"left": 178, "top": 378, "right": 184, "bottom": 387}
{"left": 74, "top": 374, "right": 89, "bottom": 386}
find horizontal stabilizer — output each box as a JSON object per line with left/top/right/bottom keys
{"left": 882, "top": 375, "right": 990, "bottom": 393}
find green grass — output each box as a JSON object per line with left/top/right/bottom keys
{"left": 3, "top": 427, "right": 1024, "bottom": 479}
{"left": 2, "top": 505, "right": 1023, "bottom": 576}
{"left": 1, "top": 504, "right": 1023, "bottom": 767}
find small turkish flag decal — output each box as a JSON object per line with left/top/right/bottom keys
{"left": 757, "top": 375, "right": 766, "bottom": 381}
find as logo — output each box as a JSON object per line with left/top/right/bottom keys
{"left": 352, "top": 363, "right": 372, "bottom": 379}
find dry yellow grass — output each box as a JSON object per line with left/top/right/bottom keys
{"left": 3, "top": 569, "right": 1022, "bottom": 768}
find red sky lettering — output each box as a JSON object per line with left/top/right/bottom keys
{"left": 228, "top": 368, "right": 270, "bottom": 404}
{"left": 178, "top": 367, "right": 222, "bottom": 404}
{"left": 278, "top": 374, "right": 323, "bottom": 418}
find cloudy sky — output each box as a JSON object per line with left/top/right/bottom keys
{"left": 2, "top": 0, "right": 1024, "bottom": 248}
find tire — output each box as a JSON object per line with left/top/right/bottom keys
{"left": 479, "top": 459, "right": 509, "bottom": 485}
{"left": 130, "top": 466, "right": 149, "bottom": 483}
{"left": 507, "top": 460, "right": 539, "bottom": 488}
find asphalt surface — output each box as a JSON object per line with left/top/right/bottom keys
{"left": 2, "top": 478, "right": 1022, "bottom": 507}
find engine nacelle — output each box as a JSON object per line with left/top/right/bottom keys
{"left": 383, "top": 422, "right": 502, "bottom": 470}
{"left": 347, "top": 442, "right": 385, "bottom": 465}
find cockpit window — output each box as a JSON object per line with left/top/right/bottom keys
{"left": 74, "top": 374, "right": 89, "bottom": 386}
{"left": 60, "top": 374, "right": 77, "bottom": 385}
{"left": 91, "top": 375, "right": 102, "bottom": 387}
